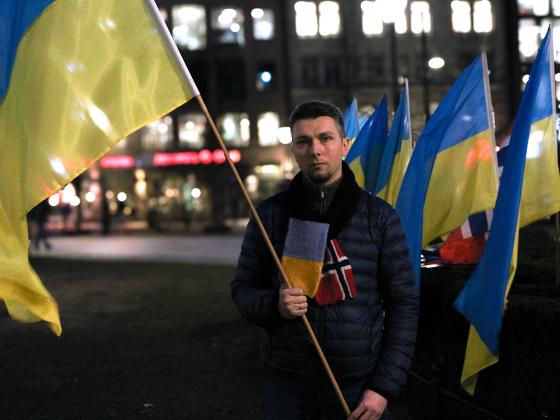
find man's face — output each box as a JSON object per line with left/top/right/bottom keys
{"left": 291, "top": 116, "right": 349, "bottom": 186}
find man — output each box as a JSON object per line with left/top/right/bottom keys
{"left": 231, "top": 100, "right": 418, "bottom": 419}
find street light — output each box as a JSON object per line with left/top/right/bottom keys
{"left": 378, "top": 0, "right": 408, "bottom": 110}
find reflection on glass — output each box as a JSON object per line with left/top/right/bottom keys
{"left": 218, "top": 113, "right": 250, "bottom": 147}
{"left": 295, "top": 1, "right": 318, "bottom": 37}
{"left": 172, "top": 5, "right": 206, "bottom": 50}
{"left": 258, "top": 112, "right": 280, "bottom": 146}
{"left": 212, "top": 7, "right": 245, "bottom": 46}
{"left": 252, "top": 8, "right": 274, "bottom": 40}
{"left": 318, "top": 1, "right": 340, "bottom": 37}
{"left": 143, "top": 116, "right": 173, "bottom": 151}
{"left": 178, "top": 113, "right": 206, "bottom": 149}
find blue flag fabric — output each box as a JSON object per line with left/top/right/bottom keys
{"left": 0, "top": 0, "right": 54, "bottom": 101}
{"left": 453, "top": 28, "right": 555, "bottom": 394}
{"left": 343, "top": 98, "right": 360, "bottom": 141}
{"left": 346, "top": 96, "right": 388, "bottom": 192}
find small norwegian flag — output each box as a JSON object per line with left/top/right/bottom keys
{"left": 315, "top": 239, "right": 356, "bottom": 306}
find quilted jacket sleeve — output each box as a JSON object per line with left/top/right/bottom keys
{"left": 230, "top": 199, "right": 283, "bottom": 330}
{"left": 368, "top": 201, "right": 419, "bottom": 400}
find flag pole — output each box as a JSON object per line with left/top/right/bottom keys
{"left": 146, "top": 1, "right": 351, "bottom": 414}
{"left": 196, "top": 96, "right": 352, "bottom": 417}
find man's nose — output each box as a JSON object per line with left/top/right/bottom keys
{"left": 309, "top": 138, "right": 322, "bottom": 155}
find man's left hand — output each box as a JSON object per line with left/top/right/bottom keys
{"left": 348, "top": 389, "right": 387, "bottom": 420}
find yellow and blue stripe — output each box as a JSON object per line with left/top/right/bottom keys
{"left": 0, "top": 0, "right": 197, "bottom": 335}
{"left": 453, "top": 28, "right": 557, "bottom": 395}
{"left": 346, "top": 96, "right": 388, "bottom": 192}
{"left": 395, "top": 54, "right": 498, "bottom": 286}
{"left": 375, "top": 80, "right": 413, "bottom": 206}
{"left": 281, "top": 219, "right": 329, "bottom": 298}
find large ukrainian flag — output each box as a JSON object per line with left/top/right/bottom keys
{"left": 454, "top": 28, "right": 558, "bottom": 395}
{"left": 346, "top": 96, "right": 388, "bottom": 192}
{"left": 396, "top": 55, "right": 498, "bottom": 285}
{"left": 0, "top": 0, "right": 198, "bottom": 335}
{"left": 375, "top": 80, "right": 413, "bottom": 206}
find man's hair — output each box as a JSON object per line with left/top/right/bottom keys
{"left": 288, "top": 100, "right": 345, "bottom": 136}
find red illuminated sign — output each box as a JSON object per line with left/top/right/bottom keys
{"left": 152, "top": 149, "right": 241, "bottom": 167}
{"left": 100, "top": 155, "right": 136, "bottom": 169}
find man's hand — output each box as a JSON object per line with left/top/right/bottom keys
{"left": 278, "top": 287, "right": 308, "bottom": 319}
{"left": 349, "top": 390, "right": 387, "bottom": 420}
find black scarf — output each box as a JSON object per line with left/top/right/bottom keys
{"left": 284, "top": 161, "right": 361, "bottom": 240}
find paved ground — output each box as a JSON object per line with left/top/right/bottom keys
{"left": 29, "top": 234, "right": 244, "bottom": 264}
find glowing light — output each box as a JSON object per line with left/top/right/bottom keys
{"left": 428, "top": 57, "right": 445, "bottom": 69}
{"left": 106, "top": 190, "right": 115, "bottom": 200}
{"left": 277, "top": 127, "right": 292, "bottom": 144}
{"left": 260, "top": 71, "right": 272, "bottom": 83}
{"left": 230, "top": 23, "right": 240, "bottom": 33}
{"left": 117, "top": 192, "right": 127, "bottom": 202}
{"left": 70, "top": 196, "right": 81, "bottom": 207}
{"left": 100, "top": 155, "right": 135, "bottom": 169}
{"left": 85, "top": 192, "right": 96, "bottom": 203}
{"left": 251, "top": 8, "right": 264, "bottom": 19}
{"left": 48, "top": 194, "right": 60, "bottom": 207}
{"left": 135, "top": 169, "right": 146, "bottom": 180}
{"left": 191, "top": 188, "right": 202, "bottom": 198}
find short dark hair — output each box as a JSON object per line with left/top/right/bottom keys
{"left": 288, "top": 100, "right": 345, "bottom": 136}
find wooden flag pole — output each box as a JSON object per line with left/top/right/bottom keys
{"left": 196, "top": 95, "right": 352, "bottom": 417}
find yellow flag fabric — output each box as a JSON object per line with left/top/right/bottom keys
{"left": 519, "top": 115, "right": 560, "bottom": 227}
{"left": 0, "top": 0, "right": 197, "bottom": 335}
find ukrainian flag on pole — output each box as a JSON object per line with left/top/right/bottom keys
{"left": 453, "top": 28, "right": 557, "bottom": 395}
{"left": 375, "top": 80, "right": 413, "bottom": 206}
{"left": 346, "top": 96, "right": 388, "bottom": 192}
{"left": 0, "top": 0, "right": 198, "bottom": 335}
{"left": 343, "top": 98, "right": 360, "bottom": 143}
{"left": 396, "top": 55, "right": 498, "bottom": 285}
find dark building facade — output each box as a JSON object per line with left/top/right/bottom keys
{"left": 67, "top": 1, "right": 542, "bottom": 231}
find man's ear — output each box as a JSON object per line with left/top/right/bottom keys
{"left": 342, "top": 137, "right": 350, "bottom": 157}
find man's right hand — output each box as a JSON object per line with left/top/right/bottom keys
{"left": 278, "top": 287, "right": 308, "bottom": 319}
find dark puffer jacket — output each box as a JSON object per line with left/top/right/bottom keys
{"left": 231, "top": 170, "right": 418, "bottom": 400}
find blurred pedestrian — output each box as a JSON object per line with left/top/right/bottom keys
{"left": 231, "top": 100, "right": 418, "bottom": 420}
{"left": 29, "top": 199, "right": 52, "bottom": 251}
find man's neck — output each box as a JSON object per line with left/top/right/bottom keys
{"left": 302, "top": 174, "right": 343, "bottom": 215}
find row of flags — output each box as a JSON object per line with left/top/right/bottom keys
{"left": 343, "top": 28, "right": 560, "bottom": 394}
{"left": 0, "top": 0, "right": 198, "bottom": 335}
{"left": 0, "top": 0, "right": 558, "bottom": 400}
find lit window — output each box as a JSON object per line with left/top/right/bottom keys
{"left": 295, "top": 1, "right": 318, "bottom": 37}
{"left": 172, "top": 5, "right": 206, "bottom": 50}
{"left": 518, "top": 0, "right": 549, "bottom": 16}
{"left": 518, "top": 19, "right": 540, "bottom": 61}
{"left": 361, "top": 1, "right": 383, "bottom": 36}
{"left": 211, "top": 8, "right": 245, "bottom": 46}
{"left": 218, "top": 113, "right": 250, "bottom": 147}
{"left": 451, "top": 1, "right": 471, "bottom": 33}
{"left": 178, "top": 114, "right": 206, "bottom": 149}
{"left": 318, "top": 1, "right": 340, "bottom": 37}
{"left": 554, "top": 0, "right": 560, "bottom": 16}
{"left": 411, "top": 1, "right": 431, "bottom": 34}
{"left": 258, "top": 113, "right": 280, "bottom": 146}
{"left": 142, "top": 116, "right": 173, "bottom": 151}
{"left": 473, "top": 0, "right": 493, "bottom": 33}
{"left": 542, "top": 20, "right": 560, "bottom": 62}
{"left": 252, "top": 8, "right": 275, "bottom": 40}
{"left": 394, "top": 9, "right": 408, "bottom": 34}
